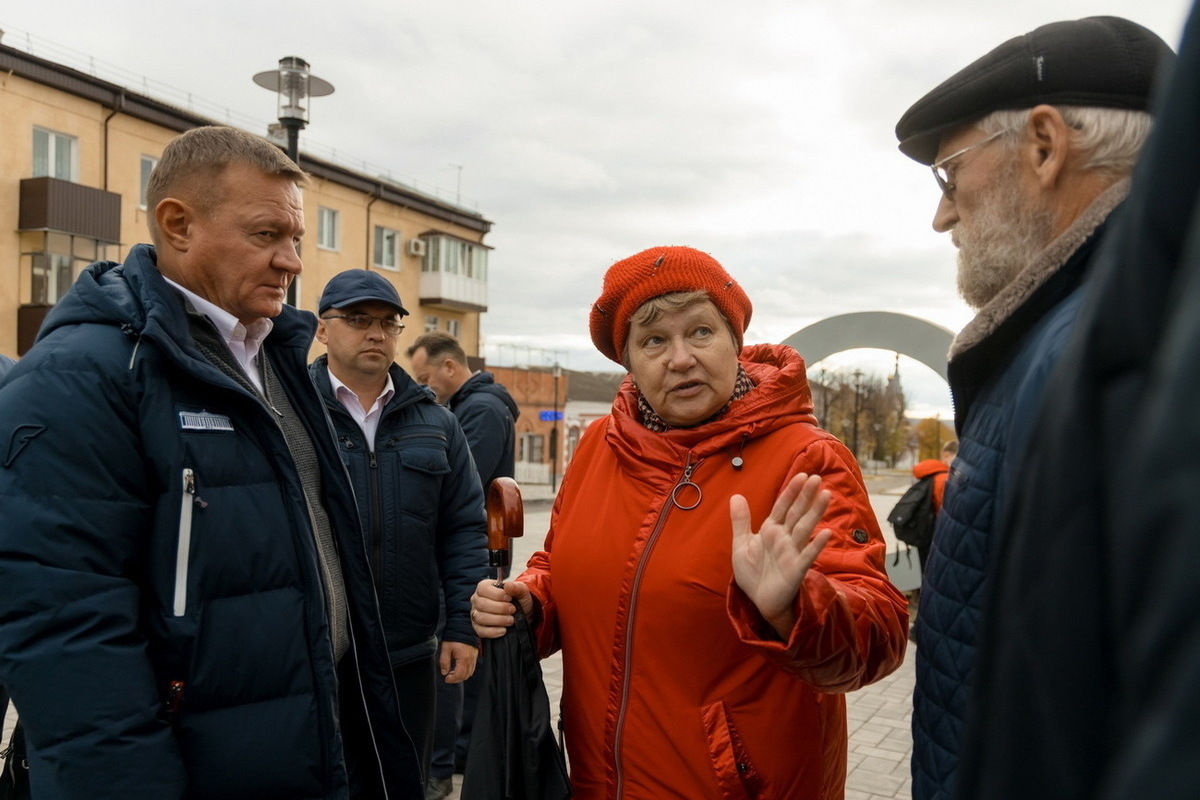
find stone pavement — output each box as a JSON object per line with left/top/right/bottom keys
{"left": 844, "top": 643, "right": 915, "bottom": 800}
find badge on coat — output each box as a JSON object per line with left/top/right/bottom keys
{"left": 178, "top": 410, "right": 234, "bottom": 432}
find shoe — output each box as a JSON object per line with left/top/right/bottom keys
{"left": 425, "top": 776, "right": 453, "bottom": 800}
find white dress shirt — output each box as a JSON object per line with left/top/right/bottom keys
{"left": 163, "top": 277, "right": 273, "bottom": 393}
{"left": 327, "top": 368, "right": 395, "bottom": 449}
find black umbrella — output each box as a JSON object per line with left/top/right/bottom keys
{"left": 459, "top": 479, "right": 571, "bottom": 800}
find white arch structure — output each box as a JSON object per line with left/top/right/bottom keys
{"left": 780, "top": 311, "right": 955, "bottom": 382}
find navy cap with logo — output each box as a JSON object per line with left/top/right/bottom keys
{"left": 318, "top": 269, "right": 410, "bottom": 316}
{"left": 895, "top": 16, "right": 1175, "bottom": 165}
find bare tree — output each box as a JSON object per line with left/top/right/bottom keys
{"left": 813, "top": 366, "right": 908, "bottom": 465}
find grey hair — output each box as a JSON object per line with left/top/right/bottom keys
{"left": 976, "top": 106, "right": 1153, "bottom": 177}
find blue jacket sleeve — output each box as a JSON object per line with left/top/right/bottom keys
{"left": 435, "top": 416, "right": 489, "bottom": 647}
{"left": 0, "top": 339, "right": 188, "bottom": 798}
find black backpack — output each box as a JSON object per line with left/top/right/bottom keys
{"left": 887, "top": 474, "right": 938, "bottom": 549}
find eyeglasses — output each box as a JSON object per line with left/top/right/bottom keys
{"left": 321, "top": 313, "right": 406, "bottom": 336}
{"left": 930, "top": 129, "right": 1008, "bottom": 199}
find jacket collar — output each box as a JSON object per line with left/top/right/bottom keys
{"left": 449, "top": 370, "right": 520, "bottom": 419}
{"left": 40, "top": 243, "right": 316, "bottom": 380}
{"left": 603, "top": 343, "right": 817, "bottom": 471}
{"left": 950, "top": 178, "right": 1129, "bottom": 360}
{"left": 310, "top": 356, "right": 433, "bottom": 413}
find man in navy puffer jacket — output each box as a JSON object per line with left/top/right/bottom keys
{"left": 0, "top": 127, "right": 421, "bottom": 799}
{"left": 310, "top": 270, "right": 488, "bottom": 784}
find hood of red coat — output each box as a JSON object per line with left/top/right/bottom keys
{"left": 602, "top": 343, "right": 817, "bottom": 471}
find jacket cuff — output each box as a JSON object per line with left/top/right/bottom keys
{"left": 726, "top": 570, "right": 836, "bottom": 652}
{"left": 521, "top": 579, "right": 560, "bottom": 657}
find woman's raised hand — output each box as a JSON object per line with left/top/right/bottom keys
{"left": 730, "top": 473, "right": 833, "bottom": 638}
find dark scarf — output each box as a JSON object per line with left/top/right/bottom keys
{"left": 637, "top": 365, "right": 755, "bottom": 432}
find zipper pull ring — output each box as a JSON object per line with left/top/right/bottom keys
{"left": 671, "top": 453, "right": 702, "bottom": 510}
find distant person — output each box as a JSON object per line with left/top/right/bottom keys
{"left": 909, "top": 440, "right": 956, "bottom": 573}
{"left": 471, "top": 246, "right": 908, "bottom": 799}
{"left": 958, "top": 6, "right": 1200, "bottom": 798}
{"left": 407, "top": 331, "right": 519, "bottom": 489}
{"left": 0, "top": 126, "right": 422, "bottom": 798}
{"left": 893, "top": 16, "right": 1173, "bottom": 800}
{"left": 406, "top": 331, "right": 518, "bottom": 800}
{"left": 311, "top": 270, "right": 488, "bottom": 787}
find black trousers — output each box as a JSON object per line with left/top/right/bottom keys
{"left": 392, "top": 654, "right": 438, "bottom": 782}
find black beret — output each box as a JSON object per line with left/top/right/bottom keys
{"left": 895, "top": 16, "right": 1175, "bottom": 165}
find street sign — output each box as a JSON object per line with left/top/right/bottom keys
{"left": 539, "top": 410, "right": 563, "bottom": 422}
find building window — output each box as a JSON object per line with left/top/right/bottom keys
{"left": 33, "top": 127, "right": 78, "bottom": 181}
{"left": 519, "top": 433, "right": 545, "bottom": 464}
{"left": 26, "top": 232, "right": 108, "bottom": 305}
{"left": 424, "top": 315, "right": 438, "bottom": 333}
{"left": 31, "top": 253, "right": 75, "bottom": 305}
{"left": 421, "top": 234, "right": 488, "bottom": 280}
{"left": 139, "top": 155, "right": 158, "bottom": 209}
{"left": 317, "top": 207, "right": 340, "bottom": 250}
{"left": 374, "top": 226, "right": 399, "bottom": 270}
{"left": 446, "top": 318, "right": 461, "bottom": 338}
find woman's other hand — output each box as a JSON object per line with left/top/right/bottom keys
{"left": 730, "top": 472, "right": 833, "bottom": 639}
{"left": 471, "top": 578, "right": 534, "bottom": 638}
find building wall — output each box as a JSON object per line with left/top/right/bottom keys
{"left": 487, "top": 366, "right": 566, "bottom": 486}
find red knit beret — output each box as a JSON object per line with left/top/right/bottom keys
{"left": 589, "top": 246, "right": 753, "bottom": 365}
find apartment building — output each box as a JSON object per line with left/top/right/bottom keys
{"left": 0, "top": 42, "right": 492, "bottom": 358}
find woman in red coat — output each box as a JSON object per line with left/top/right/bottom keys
{"left": 472, "top": 246, "right": 908, "bottom": 799}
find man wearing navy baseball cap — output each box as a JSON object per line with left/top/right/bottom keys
{"left": 894, "top": 17, "right": 1174, "bottom": 800}
{"left": 310, "top": 269, "right": 487, "bottom": 789}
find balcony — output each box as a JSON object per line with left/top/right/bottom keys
{"left": 417, "top": 233, "right": 490, "bottom": 312}
{"left": 418, "top": 270, "right": 488, "bottom": 313}
{"left": 17, "top": 304, "right": 51, "bottom": 356}
{"left": 19, "top": 177, "right": 121, "bottom": 243}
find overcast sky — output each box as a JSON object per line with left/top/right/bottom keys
{"left": 4, "top": 1, "right": 1192, "bottom": 418}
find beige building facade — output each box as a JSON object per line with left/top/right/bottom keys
{"left": 0, "top": 43, "right": 492, "bottom": 360}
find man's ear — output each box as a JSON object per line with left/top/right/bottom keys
{"left": 155, "top": 198, "right": 194, "bottom": 253}
{"left": 315, "top": 320, "right": 329, "bottom": 345}
{"left": 1024, "top": 105, "right": 1072, "bottom": 190}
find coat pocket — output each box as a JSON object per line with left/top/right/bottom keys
{"left": 700, "top": 700, "right": 764, "bottom": 800}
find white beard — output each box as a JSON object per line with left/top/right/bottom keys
{"left": 953, "top": 162, "right": 1056, "bottom": 310}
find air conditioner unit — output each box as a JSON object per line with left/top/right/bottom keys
{"left": 407, "top": 238, "right": 428, "bottom": 257}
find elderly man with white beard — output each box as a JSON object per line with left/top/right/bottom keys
{"left": 892, "top": 17, "right": 1175, "bottom": 800}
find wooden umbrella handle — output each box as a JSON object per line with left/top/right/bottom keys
{"left": 486, "top": 477, "right": 523, "bottom": 582}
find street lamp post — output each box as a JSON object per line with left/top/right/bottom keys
{"left": 551, "top": 363, "right": 562, "bottom": 492}
{"left": 254, "top": 57, "right": 334, "bottom": 307}
{"left": 253, "top": 56, "right": 335, "bottom": 165}
{"left": 851, "top": 369, "right": 863, "bottom": 462}
{"left": 816, "top": 368, "right": 828, "bottom": 427}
